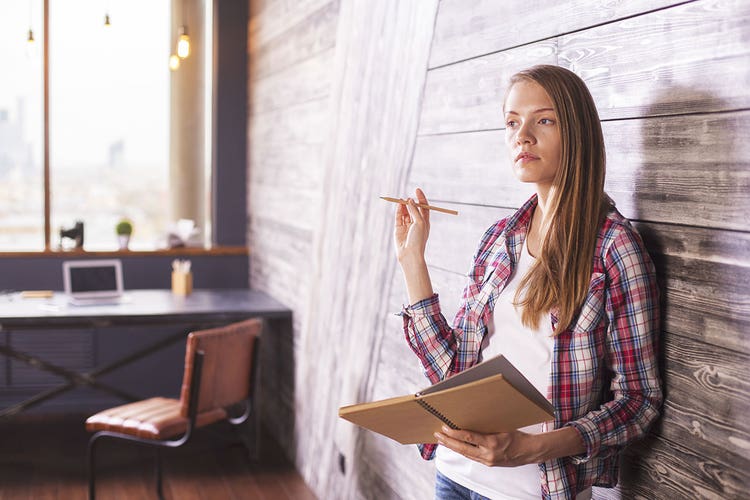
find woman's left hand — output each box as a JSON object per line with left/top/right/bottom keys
{"left": 434, "top": 426, "right": 535, "bottom": 467}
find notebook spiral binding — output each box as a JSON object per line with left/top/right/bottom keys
{"left": 416, "top": 398, "right": 460, "bottom": 430}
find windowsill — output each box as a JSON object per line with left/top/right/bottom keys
{"left": 0, "top": 246, "right": 249, "bottom": 258}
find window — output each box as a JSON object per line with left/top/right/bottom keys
{"left": 50, "top": 0, "right": 171, "bottom": 251}
{"left": 0, "top": 1, "right": 44, "bottom": 250}
{"left": 0, "top": 0, "right": 211, "bottom": 252}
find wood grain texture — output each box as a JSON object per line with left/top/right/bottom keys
{"left": 559, "top": 0, "right": 750, "bottom": 120}
{"left": 604, "top": 110, "right": 750, "bottom": 231}
{"left": 422, "top": 0, "right": 750, "bottom": 135}
{"left": 249, "top": 0, "right": 332, "bottom": 49}
{"left": 292, "top": 1, "right": 439, "bottom": 498}
{"left": 250, "top": 47, "right": 334, "bottom": 116}
{"left": 635, "top": 221, "right": 750, "bottom": 355}
{"left": 249, "top": 0, "right": 339, "bottom": 80}
{"left": 249, "top": 97, "right": 330, "bottom": 147}
{"left": 413, "top": 110, "right": 750, "bottom": 231}
{"left": 660, "top": 334, "right": 750, "bottom": 472}
{"left": 618, "top": 435, "right": 750, "bottom": 498}
{"left": 246, "top": 0, "right": 750, "bottom": 498}
{"left": 419, "top": 41, "right": 557, "bottom": 135}
{"left": 429, "top": 0, "right": 686, "bottom": 68}
{"left": 410, "top": 130, "right": 536, "bottom": 208}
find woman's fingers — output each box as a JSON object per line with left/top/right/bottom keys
{"left": 415, "top": 187, "right": 430, "bottom": 226}
{"left": 394, "top": 198, "right": 410, "bottom": 228}
{"left": 404, "top": 197, "right": 424, "bottom": 224}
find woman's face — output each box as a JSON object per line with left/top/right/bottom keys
{"left": 503, "top": 80, "right": 561, "bottom": 195}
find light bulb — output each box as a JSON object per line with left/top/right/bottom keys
{"left": 26, "top": 29, "right": 36, "bottom": 58}
{"left": 169, "top": 54, "right": 180, "bottom": 71}
{"left": 176, "top": 26, "right": 190, "bottom": 59}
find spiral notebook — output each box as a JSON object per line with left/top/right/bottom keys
{"left": 338, "top": 355, "right": 555, "bottom": 445}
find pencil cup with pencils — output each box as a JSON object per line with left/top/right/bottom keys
{"left": 171, "top": 259, "right": 193, "bottom": 296}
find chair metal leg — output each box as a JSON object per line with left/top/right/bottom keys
{"left": 155, "top": 447, "right": 164, "bottom": 499}
{"left": 87, "top": 434, "right": 100, "bottom": 500}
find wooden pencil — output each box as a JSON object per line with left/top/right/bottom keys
{"left": 380, "top": 196, "right": 459, "bottom": 216}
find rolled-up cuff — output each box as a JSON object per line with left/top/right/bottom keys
{"left": 565, "top": 419, "right": 601, "bottom": 464}
{"left": 400, "top": 293, "right": 441, "bottom": 318}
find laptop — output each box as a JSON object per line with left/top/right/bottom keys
{"left": 63, "top": 259, "right": 124, "bottom": 306}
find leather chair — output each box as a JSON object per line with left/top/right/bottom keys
{"left": 85, "top": 318, "right": 262, "bottom": 499}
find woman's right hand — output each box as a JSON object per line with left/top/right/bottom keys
{"left": 393, "top": 188, "right": 431, "bottom": 265}
{"left": 394, "top": 188, "right": 435, "bottom": 303}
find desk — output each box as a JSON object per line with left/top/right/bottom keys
{"left": 0, "top": 289, "right": 291, "bottom": 417}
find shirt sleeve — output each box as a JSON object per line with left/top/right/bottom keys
{"left": 400, "top": 220, "right": 504, "bottom": 385}
{"left": 566, "top": 225, "right": 663, "bottom": 463}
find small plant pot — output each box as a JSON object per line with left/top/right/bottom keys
{"left": 118, "top": 234, "right": 130, "bottom": 250}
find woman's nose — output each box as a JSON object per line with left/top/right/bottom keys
{"left": 516, "top": 124, "right": 534, "bottom": 144}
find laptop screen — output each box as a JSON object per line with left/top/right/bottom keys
{"left": 63, "top": 259, "right": 124, "bottom": 299}
{"left": 69, "top": 265, "right": 119, "bottom": 293}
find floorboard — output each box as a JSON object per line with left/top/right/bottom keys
{"left": 0, "top": 413, "right": 316, "bottom": 500}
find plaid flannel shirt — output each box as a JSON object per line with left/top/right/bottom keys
{"left": 401, "top": 195, "right": 662, "bottom": 500}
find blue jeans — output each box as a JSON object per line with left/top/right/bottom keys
{"left": 435, "top": 471, "right": 490, "bottom": 500}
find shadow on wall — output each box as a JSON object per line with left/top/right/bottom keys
{"left": 613, "top": 86, "right": 736, "bottom": 497}
{"left": 258, "top": 316, "right": 299, "bottom": 464}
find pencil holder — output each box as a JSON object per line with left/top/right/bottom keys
{"left": 171, "top": 271, "right": 193, "bottom": 296}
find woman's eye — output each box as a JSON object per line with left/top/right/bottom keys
{"left": 506, "top": 120, "right": 517, "bottom": 128}
{"left": 539, "top": 118, "right": 555, "bottom": 125}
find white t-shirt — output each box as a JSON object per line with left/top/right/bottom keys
{"left": 436, "top": 240, "right": 591, "bottom": 500}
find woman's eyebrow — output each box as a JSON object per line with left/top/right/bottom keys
{"left": 504, "top": 107, "right": 555, "bottom": 115}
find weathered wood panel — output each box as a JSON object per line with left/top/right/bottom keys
{"left": 410, "top": 130, "right": 535, "bottom": 208}
{"left": 419, "top": 41, "right": 557, "bottom": 135}
{"left": 421, "top": 0, "right": 750, "bottom": 135}
{"left": 247, "top": 0, "right": 750, "bottom": 498}
{"left": 635, "top": 222, "right": 750, "bottom": 355}
{"left": 604, "top": 111, "right": 750, "bottom": 232}
{"left": 429, "top": 0, "right": 686, "bottom": 68}
{"left": 412, "top": 111, "right": 750, "bottom": 231}
{"left": 248, "top": 216, "right": 313, "bottom": 313}
{"left": 618, "top": 435, "right": 750, "bottom": 498}
{"left": 249, "top": 0, "right": 339, "bottom": 80}
{"left": 248, "top": 98, "right": 330, "bottom": 233}
{"left": 419, "top": 202, "right": 514, "bottom": 281}
{"left": 660, "top": 334, "right": 750, "bottom": 473}
{"left": 250, "top": 48, "right": 334, "bottom": 115}
{"left": 249, "top": 97, "right": 330, "bottom": 146}
{"left": 285, "top": 2, "right": 440, "bottom": 498}
{"left": 249, "top": 0, "right": 332, "bottom": 49}
{"left": 559, "top": 0, "right": 750, "bottom": 120}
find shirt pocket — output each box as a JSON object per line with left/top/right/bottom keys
{"left": 572, "top": 272, "right": 607, "bottom": 337}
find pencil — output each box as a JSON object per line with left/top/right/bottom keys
{"left": 380, "top": 196, "right": 459, "bottom": 216}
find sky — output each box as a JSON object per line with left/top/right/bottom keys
{"left": 0, "top": 0, "right": 170, "bottom": 170}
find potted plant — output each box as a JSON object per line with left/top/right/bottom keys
{"left": 116, "top": 219, "right": 133, "bottom": 250}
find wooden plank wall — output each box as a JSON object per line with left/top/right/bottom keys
{"left": 248, "top": 0, "right": 750, "bottom": 498}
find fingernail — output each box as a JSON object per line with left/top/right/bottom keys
{"left": 442, "top": 425, "right": 450, "bottom": 433}
{"left": 433, "top": 432, "right": 443, "bottom": 442}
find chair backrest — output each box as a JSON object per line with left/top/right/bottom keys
{"left": 178, "top": 318, "right": 262, "bottom": 418}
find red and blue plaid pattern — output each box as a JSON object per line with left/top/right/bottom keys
{"left": 401, "top": 195, "right": 662, "bottom": 500}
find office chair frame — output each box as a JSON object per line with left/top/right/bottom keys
{"left": 88, "top": 335, "right": 259, "bottom": 500}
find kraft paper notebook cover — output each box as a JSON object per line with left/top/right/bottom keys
{"left": 338, "top": 355, "right": 555, "bottom": 445}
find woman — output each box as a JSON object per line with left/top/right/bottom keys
{"left": 393, "top": 65, "right": 661, "bottom": 500}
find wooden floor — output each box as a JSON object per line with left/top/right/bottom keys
{"left": 0, "top": 413, "right": 317, "bottom": 500}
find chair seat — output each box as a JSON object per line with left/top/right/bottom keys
{"left": 86, "top": 397, "right": 227, "bottom": 439}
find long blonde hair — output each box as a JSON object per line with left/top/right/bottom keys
{"left": 510, "top": 65, "right": 609, "bottom": 332}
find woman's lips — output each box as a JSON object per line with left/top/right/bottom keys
{"left": 515, "top": 152, "right": 540, "bottom": 162}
